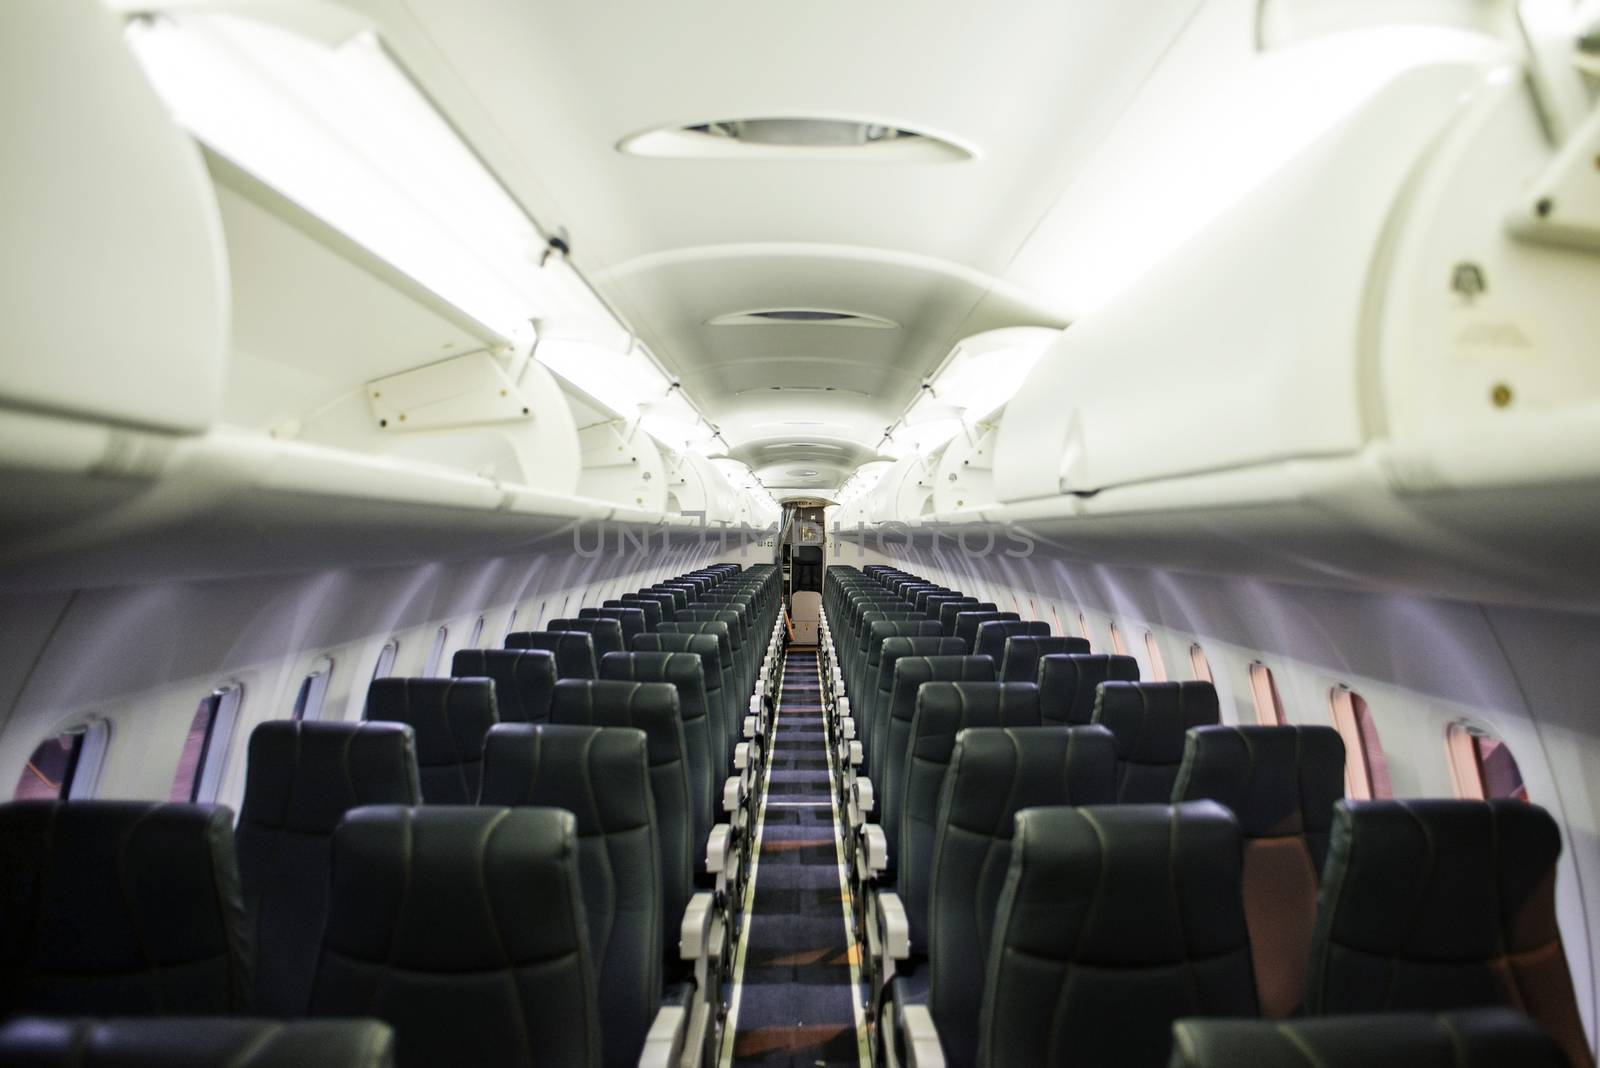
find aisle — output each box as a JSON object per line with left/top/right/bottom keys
{"left": 724, "top": 648, "right": 868, "bottom": 1067}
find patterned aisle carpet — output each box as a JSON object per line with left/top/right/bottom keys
{"left": 729, "top": 650, "right": 866, "bottom": 1067}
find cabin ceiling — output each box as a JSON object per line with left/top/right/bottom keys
{"left": 350, "top": 0, "right": 1205, "bottom": 489}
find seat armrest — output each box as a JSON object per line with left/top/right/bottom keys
{"left": 680, "top": 891, "right": 715, "bottom": 960}
{"left": 743, "top": 715, "right": 759, "bottom": 739}
{"left": 734, "top": 743, "right": 750, "bottom": 773}
{"left": 859, "top": 821, "right": 887, "bottom": 877}
{"left": 877, "top": 890, "right": 910, "bottom": 961}
{"left": 839, "top": 716, "right": 856, "bottom": 741}
{"left": 638, "top": 1004, "right": 688, "bottom": 1068}
{"left": 849, "top": 740, "right": 864, "bottom": 768}
{"left": 850, "top": 779, "right": 875, "bottom": 832}
{"left": 900, "top": 1006, "right": 946, "bottom": 1068}
{"left": 723, "top": 777, "right": 745, "bottom": 814}
{"left": 706, "top": 824, "right": 733, "bottom": 876}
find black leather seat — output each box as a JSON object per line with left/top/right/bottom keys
{"left": 0, "top": 1017, "right": 396, "bottom": 1067}
{"left": 450, "top": 649, "right": 557, "bottom": 723}
{"left": 580, "top": 606, "right": 647, "bottom": 647}
{"left": 479, "top": 725, "right": 660, "bottom": 1067}
{"left": 865, "top": 635, "right": 964, "bottom": 782}
{"left": 655, "top": 623, "right": 738, "bottom": 744}
{"left": 849, "top": 612, "right": 926, "bottom": 699}
{"left": 0, "top": 801, "right": 251, "bottom": 1016}
{"left": 939, "top": 600, "right": 995, "bottom": 635}
{"left": 235, "top": 721, "right": 422, "bottom": 1015}
{"left": 877, "top": 655, "right": 996, "bottom": 874}
{"left": 1306, "top": 800, "right": 1591, "bottom": 1068}
{"left": 308, "top": 805, "right": 598, "bottom": 1068}
{"left": 1036, "top": 652, "right": 1140, "bottom": 724}
{"left": 899, "top": 681, "right": 1044, "bottom": 951}
{"left": 951, "top": 611, "right": 1021, "bottom": 654}
{"left": 1173, "top": 724, "right": 1346, "bottom": 1018}
{"left": 632, "top": 632, "right": 733, "bottom": 770}
{"left": 600, "top": 650, "right": 716, "bottom": 868}
{"left": 646, "top": 585, "right": 689, "bottom": 612}
{"left": 977, "top": 801, "right": 1256, "bottom": 1067}
{"left": 1170, "top": 1008, "right": 1569, "bottom": 1068}
{"left": 505, "top": 630, "right": 598, "bottom": 679}
{"left": 923, "top": 596, "right": 976, "bottom": 634}
{"left": 606, "top": 597, "right": 660, "bottom": 630}
{"left": 363, "top": 677, "right": 497, "bottom": 804}
{"left": 672, "top": 610, "right": 749, "bottom": 691}
{"left": 548, "top": 617, "right": 626, "bottom": 660}
{"left": 548, "top": 679, "right": 694, "bottom": 954}
{"left": 624, "top": 591, "right": 675, "bottom": 624}
{"left": 971, "top": 619, "right": 1049, "bottom": 663}
{"left": 998, "top": 635, "right": 1089, "bottom": 683}
{"left": 1091, "top": 680, "right": 1220, "bottom": 801}
{"left": 923, "top": 726, "right": 1117, "bottom": 1066}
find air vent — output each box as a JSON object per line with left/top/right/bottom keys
{"left": 620, "top": 117, "right": 974, "bottom": 163}
{"left": 789, "top": 469, "right": 822, "bottom": 478}
{"left": 735, "top": 386, "right": 871, "bottom": 398}
{"left": 710, "top": 309, "right": 896, "bottom": 329}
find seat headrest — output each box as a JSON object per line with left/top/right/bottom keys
{"left": 942, "top": 726, "right": 1117, "bottom": 839}
{"left": 655, "top": 622, "right": 733, "bottom": 665}
{"left": 647, "top": 586, "right": 688, "bottom": 610}
{"left": 953, "top": 611, "right": 1022, "bottom": 652}
{"left": 315, "top": 805, "right": 598, "bottom": 1066}
{"left": 505, "top": 630, "right": 598, "bottom": 679}
{"left": 0, "top": 1017, "right": 399, "bottom": 1068}
{"left": 1037, "top": 653, "right": 1140, "bottom": 725}
{"left": 924, "top": 595, "right": 974, "bottom": 622}
{"left": 867, "top": 623, "right": 946, "bottom": 661}
{"left": 625, "top": 591, "right": 675, "bottom": 622}
{"left": 972, "top": 619, "right": 1050, "bottom": 662}
{"left": 599, "top": 650, "right": 705, "bottom": 692}
{"left": 609, "top": 597, "right": 661, "bottom": 629}
{"left": 0, "top": 800, "right": 251, "bottom": 1014}
{"left": 1174, "top": 725, "right": 1345, "bottom": 861}
{"left": 978, "top": 802, "right": 1255, "bottom": 1066}
{"left": 630, "top": 633, "right": 724, "bottom": 688}
{"left": 240, "top": 720, "right": 420, "bottom": 836}
{"left": 877, "top": 636, "right": 967, "bottom": 687}
{"left": 1093, "top": 681, "right": 1221, "bottom": 763}
{"left": 451, "top": 649, "right": 558, "bottom": 723}
{"left": 911, "top": 682, "right": 1044, "bottom": 751}
{"left": 1169, "top": 1009, "right": 1569, "bottom": 1068}
{"left": 580, "top": 606, "right": 647, "bottom": 643}
{"left": 673, "top": 609, "right": 743, "bottom": 647}
{"left": 548, "top": 679, "right": 684, "bottom": 768}
{"left": 888, "top": 655, "right": 997, "bottom": 722}
{"left": 940, "top": 600, "right": 994, "bottom": 633}
{"left": 548, "top": 617, "right": 625, "bottom": 658}
{"left": 363, "top": 678, "right": 498, "bottom": 804}
{"left": 999, "top": 635, "right": 1091, "bottom": 682}
{"left": 480, "top": 724, "right": 652, "bottom": 834}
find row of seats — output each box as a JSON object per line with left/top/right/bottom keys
{"left": 0, "top": 563, "right": 783, "bottom": 1068}
{"left": 820, "top": 564, "right": 1592, "bottom": 1068}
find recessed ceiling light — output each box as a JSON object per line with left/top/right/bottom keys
{"left": 710, "top": 310, "right": 897, "bottom": 329}
{"left": 790, "top": 469, "right": 821, "bottom": 477}
{"left": 619, "top": 118, "right": 975, "bottom": 162}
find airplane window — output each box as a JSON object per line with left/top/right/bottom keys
{"left": 171, "top": 685, "right": 243, "bottom": 803}
{"left": 1447, "top": 722, "right": 1529, "bottom": 802}
{"left": 1109, "top": 621, "right": 1129, "bottom": 657}
{"left": 1249, "top": 662, "right": 1286, "bottom": 726}
{"left": 467, "top": 616, "right": 486, "bottom": 651}
{"left": 1329, "top": 686, "right": 1392, "bottom": 800}
{"left": 1189, "top": 643, "right": 1214, "bottom": 683}
{"left": 291, "top": 657, "right": 334, "bottom": 722}
{"left": 13, "top": 721, "right": 111, "bottom": 801}
{"left": 371, "top": 640, "right": 399, "bottom": 681}
{"left": 423, "top": 626, "right": 449, "bottom": 677}
{"left": 1143, "top": 631, "right": 1167, "bottom": 681}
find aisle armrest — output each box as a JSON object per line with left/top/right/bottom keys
{"left": 637, "top": 1005, "right": 687, "bottom": 1068}
{"left": 901, "top": 1006, "right": 946, "bottom": 1068}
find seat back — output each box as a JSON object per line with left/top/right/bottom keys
{"left": 548, "top": 618, "right": 625, "bottom": 660}
{"left": 646, "top": 585, "right": 688, "bottom": 611}
{"left": 451, "top": 649, "right": 557, "bottom": 723}
{"left": 880, "top": 655, "right": 996, "bottom": 872}
{"left": 608, "top": 597, "right": 660, "bottom": 630}
{"left": 624, "top": 591, "right": 675, "bottom": 623}
{"left": 0, "top": 1018, "right": 398, "bottom": 1068}
{"left": 929, "top": 726, "right": 1117, "bottom": 1065}
{"left": 977, "top": 802, "right": 1257, "bottom": 1068}
{"left": 940, "top": 600, "right": 994, "bottom": 634}
{"left": 1306, "top": 799, "right": 1590, "bottom": 1068}
{"left": 1174, "top": 724, "right": 1347, "bottom": 1017}
{"left": 952, "top": 611, "right": 1021, "bottom": 653}
{"left": 868, "top": 635, "right": 963, "bottom": 780}
{"left": 899, "top": 681, "right": 1043, "bottom": 949}
{"left": 1169, "top": 1008, "right": 1569, "bottom": 1068}
{"left": 924, "top": 595, "right": 976, "bottom": 631}
{"left": 0, "top": 801, "right": 250, "bottom": 1015}
{"left": 364, "top": 677, "right": 498, "bottom": 803}
{"left": 236, "top": 721, "right": 421, "bottom": 1015}
{"left": 1036, "top": 653, "right": 1140, "bottom": 724}
{"left": 505, "top": 630, "right": 598, "bottom": 679}
{"left": 309, "top": 805, "right": 598, "bottom": 1068}
{"left": 632, "top": 632, "right": 731, "bottom": 766}
{"left": 479, "top": 725, "right": 660, "bottom": 1067}
{"left": 998, "top": 635, "right": 1090, "bottom": 683}
{"left": 600, "top": 651, "right": 715, "bottom": 857}
{"left": 580, "top": 606, "right": 647, "bottom": 646}
{"left": 548, "top": 679, "right": 694, "bottom": 940}
{"left": 971, "top": 619, "right": 1049, "bottom": 663}
{"left": 1092, "top": 680, "right": 1219, "bottom": 801}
